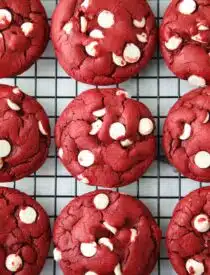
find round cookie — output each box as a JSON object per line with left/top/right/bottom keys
{"left": 53, "top": 190, "right": 162, "bottom": 275}
{"left": 160, "top": 0, "right": 210, "bottom": 87}
{"left": 163, "top": 86, "right": 210, "bottom": 182}
{"left": 51, "top": 0, "right": 156, "bottom": 85}
{"left": 167, "top": 186, "right": 210, "bottom": 275}
{"left": 0, "top": 0, "right": 49, "bottom": 78}
{"left": 55, "top": 88, "right": 156, "bottom": 187}
{"left": 0, "top": 187, "right": 51, "bottom": 274}
{"left": 0, "top": 84, "right": 50, "bottom": 182}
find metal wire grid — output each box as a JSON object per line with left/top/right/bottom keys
{"left": 0, "top": 0, "right": 207, "bottom": 274}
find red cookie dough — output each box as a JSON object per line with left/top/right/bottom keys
{"left": 160, "top": 0, "right": 210, "bottom": 87}
{"left": 0, "top": 0, "right": 49, "bottom": 78}
{"left": 0, "top": 187, "right": 51, "bottom": 274}
{"left": 163, "top": 87, "right": 210, "bottom": 182}
{"left": 55, "top": 88, "right": 156, "bottom": 188}
{"left": 51, "top": 0, "right": 156, "bottom": 85}
{"left": 167, "top": 186, "right": 210, "bottom": 275}
{"left": 0, "top": 84, "right": 50, "bottom": 182}
{"left": 53, "top": 190, "right": 161, "bottom": 275}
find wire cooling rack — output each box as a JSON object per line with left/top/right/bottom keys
{"left": 0, "top": 0, "right": 208, "bottom": 274}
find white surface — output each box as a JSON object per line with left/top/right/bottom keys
{"left": 0, "top": 1, "right": 205, "bottom": 275}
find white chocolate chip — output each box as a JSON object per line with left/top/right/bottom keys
{"left": 191, "top": 34, "right": 205, "bottom": 43}
{"left": 133, "top": 17, "right": 146, "bottom": 28}
{"left": 114, "top": 263, "right": 122, "bottom": 275}
{"left": 186, "top": 259, "right": 204, "bottom": 275}
{"left": 139, "top": 118, "right": 154, "bottom": 136}
{"left": 12, "top": 88, "right": 21, "bottom": 94}
{"left": 80, "top": 242, "right": 97, "bottom": 257}
{"left": 98, "top": 237, "right": 113, "bottom": 251}
{"left": 203, "top": 113, "right": 209, "bottom": 123}
{"left": 19, "top": 206, "right": 37, "bottom": 224}
{"left": 89, "top": 29, "right": 104, "bottom": 38}
{"left": 97, "top": 10, "right": 115, "bottom": 29}
{"left": 92, "top": 108, "right": 106, "bottom": 117}
{"left": 0, "top": 9, "right": 12, "bottom": 27}
{"left": 78, "top": 150, "right": 95, "bottom": 167}
{"left": 0, "top": 140, "right": 11, "bottom": 158}
{"left": 112, "top": 53, "right": 127, "bottom": 67}
{"left": 85, "top": 41, "right": 98, "bottom": 57}
{"left": 165, "top": 36, "right": 182, "bottom": 50}
{"left": 85, "top": 272, "right": 98, "bottom": 275}
{"left": 116, "top": 90, "right": 129, "bottom": 97}
{"left": 7, "top": 99, "right": 20, "bottom": 111}
{"left": 80, "top": 16, "right": 87, "bottom": 33}
{"left": 58, "top": 148, "right": 64, "bottom": 159}
{"left": 63, "top": 21, "right": 73, "bottom": 34}
{"left": 21, "top": 22, "right": 33, "bottom": 36}
{"left": 193, "top": 214, "right": 210, "bottom": 233}
{"left": 136, "top": 32, "right": 147, "bottom": 43}
{"left": 179, "top": 123, "right": 191, "bottom": 140}
{"left": 89, "top": 119, "right": 103, "bottom": 135}
{"left": 194, "top": 151, "right": 210, "bottom": 169}
{"left": 178, "top": 0, "right": 197, "bottom": 15}
{"left": 103, "top": 221, "right": 117, "bottom": 234}
{"left": 77, "top": 174, "right": 89, "bottom": 184}
{"left": 38, "top": 121, "right": 48, "bottom": 135}
{"left": 81, "top": 0, "right": 90, "bottom": 9}
{"left": 123, "top": 43, "right": 141, "bottom": 63}
{"left": 109, "top": 122, "right": 126, "bottom": 140}
{"left": 188, "top": 75, "right": 206, "bottom": 87}
{"left": 6, "top": 254, "right": 23, "bottom": 272}
{"left": 120, "top": 139, "right": 133, "bottom": 147}
{"left": 93, "top": 193, "right": 109, "bottom": 210}
{"left": 53, "top": 248, "right": 62, "bottom": 262}
{"left": 198, "top": 24, "right": 209, "bottom": 31}
{"left": 130, "top": 228, "right": 137, "bottom": 242}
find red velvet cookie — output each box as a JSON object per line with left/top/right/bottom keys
{"left": 0, "top": 0, "right": 49, "bottom": 78}
{"left": 160, "top": 0, "right": 210, "bottom": 87}
{"left": 53, "top": 190, "right": 161, "bottom": 275}
{"left": 55, "top": 88, "right": 156, "bottom": 187}
{"left": 51, "top": 0, "right": 156, "bottom": 85}
{"left": 167, "top": 186, "right": 210, "bottom": 275}
{"left": 0, "top": 84, "right": 50, "bottom": 182}
{"left": 0, "top": 187, "right": 51, "bottom": 274}
{"left": 163, "top": 87, "right": 210, "bottom": 182}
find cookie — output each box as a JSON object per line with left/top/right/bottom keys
{"left": 53, "top": 190, "right": 161, "bottom": 275}
{"left": 51, "top": 0, "right": 156, "bottom": 85}
{"left": 167, "top": 186, "right": 210, "bottom": 275}
{"left": 0, "top": 84, "right": 50, "bottom": 182}
{"left": 0, "top": 187, "right": 51, "bottom": 274}
{"left": 160, "top": 0, "right": 210, "bottom": 87}
{"left": 0, "top": 0, "right": 49, "bottom": 78}
{"left": 55, "top": 88, "right": 156, "bottom": 188}
{"left": 163, "top": 87, "right": 210, "bottom": 182}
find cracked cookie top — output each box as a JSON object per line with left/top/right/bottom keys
{"left": 0, "top": 84, "right": 50, "bottom": 182}
{"left": 55, "top": 88, "right": 156, "bottom": 188}
{"left": 0, "top": 0, "right": 49, "bottom": 78}
{"left": 53, "top": 190, "right": 161, "bottom": 275}
{"left": 167, "top": 187, "right": 210, "bottom": 275}
{"left": 51, "top": 0, "right": 156, "bottom": 85}
{"left": 163, "top": 87, "right": 210, "bottom": 182}
{"left": 160, "top": 0, "right": 210, "bottom": 87}
{"left": 0, "top": 187, "right": 51, "bottom": 274}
